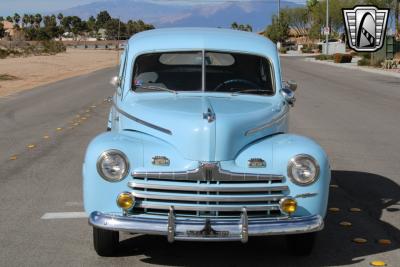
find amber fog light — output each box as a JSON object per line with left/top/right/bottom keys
{"left": 280, "top": 197, "right": 297, "bottom": 215}
{"left": 117, "top": 192, "right": 134, "bottom": 210}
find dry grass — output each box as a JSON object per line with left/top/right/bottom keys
{"left": 0, "top": 48, "right": 119, "bottom": 97}
{"left": 0, "top": 74, "right": 18, "bottom": 81}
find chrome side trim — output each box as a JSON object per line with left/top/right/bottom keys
{"left": 128, "top": 180, "right": 288, "bottom": 192}
{"left": 89, "top": 211, "right": 324, "bottom": 242}
{"left": 131, "top": 191, "right": 284, "bottom": 202}
{"left": 136, "top": 201, "right": 280, "bottom": 212}
{"left": 132, "top": 162, "right": 284, "bottom": 182}
{"left": 245, "top": 105, "right": 289, "bottom": 136}
{"left": 113, "top": 103, "right": 172, "bottom": 135}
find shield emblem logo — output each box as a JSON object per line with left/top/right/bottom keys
{"left": 343, "top": 6, "right": 389, "bottom": 52}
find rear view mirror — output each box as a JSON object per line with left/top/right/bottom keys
{"left": 110, "top": 76, "right": 121, "bottom": 87}
{"left": 280, "top": 88, "right": 296, "bottom": 107}
{"left": 287, "top": 80, "right": 297, "bottom": 92}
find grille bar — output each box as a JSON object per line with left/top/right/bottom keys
{"left": 137, "top": 201, "right": 280, "bottom": 212}
{"left": 132, "top": 163, "right": 284, "bottom": 182}
{"left": 128, "top": 180, "right": 288, "bottom": 192}
{"left": 131, "top": 191, "right": 284, "bottom": 202}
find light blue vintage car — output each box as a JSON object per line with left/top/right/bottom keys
{"left": 83, "top": 28, "right": 330, "bottom": 256}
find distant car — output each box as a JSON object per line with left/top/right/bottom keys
{"left": 83, "top": 28, "right": 330, "bottom": 257}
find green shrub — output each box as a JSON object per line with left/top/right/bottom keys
{"left": 357, "top": 58, "right": 370, "bottom": 66}
{"left": 41, "top": 41, "right": 66, "bottom": 55}
{"left": 315, "top": 54, "right": 333, "bottom": 60}
{"left": 279, "top": 47, "right": 287, "bottom": 54}
{"left": 0, "top": 49, "right": 9, "bottom": 59}
{"left": 334, "top": 53, "right": 352, "bottom": 63}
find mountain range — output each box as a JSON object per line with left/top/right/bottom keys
{"left": 58, "top": 0, "right": 302, "bottom": 31}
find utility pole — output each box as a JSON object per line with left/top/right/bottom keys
{"left": 277, "top": 0, "right": 281, "bottom": 49}
{"left": 396, "top": 0, "right": 399, "bottom": 40}
{"left": 278, "top": 0, "right": 280, "bottom": 21}
{"left": 325, "top": 0, "right": 329, "bottom": 55}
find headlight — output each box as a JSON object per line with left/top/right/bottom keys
{"left": 97, "top": 149, "right": 129, "bottom": 182}
{"left": 287, "top": 154, "right": 319, "bottom": 185}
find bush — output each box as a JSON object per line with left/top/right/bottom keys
{"left": 0, "top": 49, "right": 9, "bottom": 59}
{"left": 41, "top": 41, "right": 66, "bottom": 55}
{"left": 357, "top": 58, "right": 370, "bottom": 66}
{"left": 279, "top": 47, "right": 287, "bottom": 54}
{"left": 315, "top": 54, "right": 333, "bottom": 60}
{"left": 333, "top": 53, "right": 352, "bottom": 63}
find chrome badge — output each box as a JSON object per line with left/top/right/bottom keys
{"left": 152, "top": 156, "right": 170, "bottom": 166}
{"left": 248, "top": 158, "right": 266, "bottom": 168}
{"left": 343, "top": 6, "right": 389, "bottom": 52}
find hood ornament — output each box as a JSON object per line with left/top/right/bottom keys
{"left": 203, "top": 108, "right": 216, "bottom": 123}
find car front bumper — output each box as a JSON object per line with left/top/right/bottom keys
{"left": 89, "top": 207, "right": 324, "bottom": 243}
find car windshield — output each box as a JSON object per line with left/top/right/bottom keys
{"left": 132, "top": 51, "right": 274, "bottom": 95}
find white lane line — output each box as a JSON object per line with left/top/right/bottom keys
{"left": 41, "top": 212, "right": 87, "bottom": 220}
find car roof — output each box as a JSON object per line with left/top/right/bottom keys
{"left": 128, "top": 27, "right": 277, "bottom": 57}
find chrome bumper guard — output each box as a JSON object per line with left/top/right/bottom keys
{"left": 89, "top": 207, "right": 324, "bottom": 243}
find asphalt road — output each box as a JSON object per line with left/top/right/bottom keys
{"left": 0, "top": 57, "right": 399, "bottom": 266}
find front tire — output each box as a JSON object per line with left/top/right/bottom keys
{"left": 93, "top": 227, "right": 119, "bottom": 256}
{"left": 286, "top": 232, "right": 317, "bottom": 256}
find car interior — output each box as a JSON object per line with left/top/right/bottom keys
{"left": 132, "top": 51, "right": 274, "bottom": 95}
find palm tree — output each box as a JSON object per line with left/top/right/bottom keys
{"left": 13, "top": 13, "right": 21, "bottom": 27}
{"left": 22, "top": 14, "right": 30, "bottom": 28}
{"left": 34, "top": 13, "right": 42, "bottom": 28}
{"left": 57, "top": 13, "right": 64, "bottom": 25}
{"left": 231, "top": 22, "right": 238, "bottom": 30}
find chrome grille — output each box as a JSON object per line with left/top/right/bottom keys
{"left": 128, "top": 175, "right": 289, "bottom": 218}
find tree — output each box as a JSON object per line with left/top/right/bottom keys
{"left": 87, "top": 16, "right": 97, "bottom": 33}
{"left": 104, "top": 18, "right": 125, "bottom": 40}
{"left": 286, "top": 7, "right": 308, "bottom": 37}
{"left": 34, "top": 13, "right": 42, "bottom": 28}
{"left": 96, "top": 11, "right": 111, "bottom": 29}
{"left": 22, "top": 14, "right": 30, "bottom": 28}
{"left": 0, "top": 22, "right": 5, "bottom": 38}
{"left": 6, "top": 16, "right": 13, "bottom": 23}
{"left": 13, "top": 13, "right": 21, "bottom": 27}
{"left": 57, "top": 13, "right": 64, "bottom": 24}
{"left": 264, "top": 11, "right": 289, "bottom": 43}
{"left": 231, "top": 22, "right": 252, "bottom": 32}
{"left": 0, "top": 16, "right": 4, "bottom": 22}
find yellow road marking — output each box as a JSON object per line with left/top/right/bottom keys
{"left": 10, "top": 155, "right": 17, "bottom": 160}
{"left": 349, "top": 208, "right": 362, "bottom": 212}
{"left": 370, "top": 260, "right": 386, "bottom": 266}
{"left": 330, "top": 184, "right": 339, "bottom": 188}
{"left": 43, "top": 135, "right": 50, "bottom": 139}
{"left": 352, "top": 237, "right": 367, "bottom": 244}
{"left": 56, "top": 127, "right": 63, "bottom": 131}
{"left": 329, "top": 207, "right": 340, "bottom": 212}
{"left": 27, "top": 144, "right": 36, "bottom": 149}
{"left": 377, "top": 239, "right": 391, "bottom": 245}
{"left": 339, "top": 221, "right": 352, "bottom": 227}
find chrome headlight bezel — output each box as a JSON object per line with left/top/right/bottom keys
{"left": 287, "top": 154, "right": 320, "bottom": 186}
{"left": 96, "top": 149, "right": 129, "bottom": 182}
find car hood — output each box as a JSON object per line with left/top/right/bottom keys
{"left": 118, "top": 93, "right": 288, "bottom": 161}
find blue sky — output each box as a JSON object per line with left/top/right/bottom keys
{"left": 0, "top": 0, "right": 306, "bottom": 16}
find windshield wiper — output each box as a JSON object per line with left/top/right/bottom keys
{"left": 231, "top": 89, "right": 271, "bottom": 95}
{"left": 136, "top": 85, "right": 177, "bottom": 94}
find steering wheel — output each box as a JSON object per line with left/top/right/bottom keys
{"left": 213, "top": 79, "right": 260, "bottom": 92}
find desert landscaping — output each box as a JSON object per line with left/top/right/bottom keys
{"left": 0, "top": 48, "right": 119, "bottom": 97}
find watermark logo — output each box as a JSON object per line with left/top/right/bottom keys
{"left": 343, "top": 6, "right": 389, "bottom": 52}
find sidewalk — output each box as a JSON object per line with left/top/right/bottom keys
{"left": 304, "top": 57, "right": 400, "bottom": 79}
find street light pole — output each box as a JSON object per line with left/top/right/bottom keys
{"left": 278, "top": 0, "right": 280, "bottom": 21}
{"left": 325, "top": 0, "right": 329, "bottom": 55}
